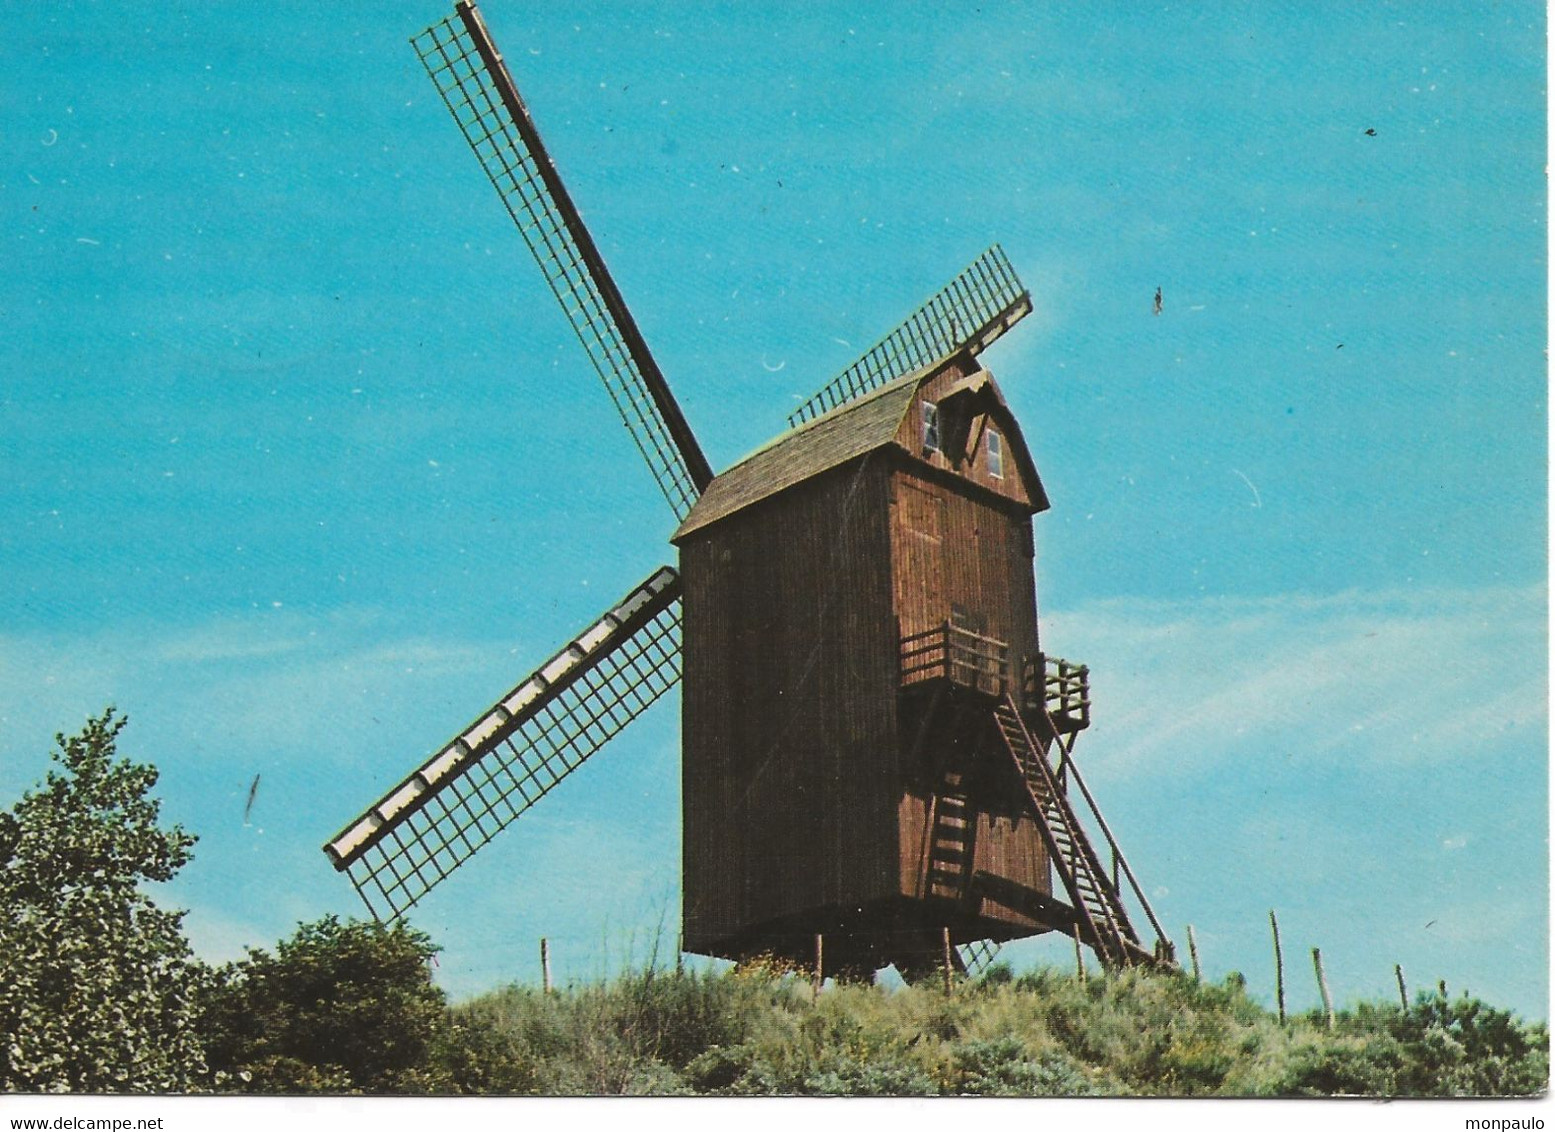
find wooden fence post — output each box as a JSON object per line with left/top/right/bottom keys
{"left": 1269, "top": 910, "right": 1286, "bottom": 1024}
{"left": 942, "top": 926, "right": 954, "bottom": 994}
{"left": 813, "top": 934, "right": 823, "bottom": 1001}
{"left": 1074, "top": 934, "right": 1087, "bottom": 983}
{"left": 1186, "top": 924, "right": 1201, "bottom": 983}
{"left": 1313, "top": 948, "right": 1334, "bottom": 1029}
{"left": 540, "top": 937, "right": 553, "bottom": 995}
{"left": 1394, "top": 964, "right": 1409, "bottom": 1011}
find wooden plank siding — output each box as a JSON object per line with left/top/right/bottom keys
{"left": 679, "top": 455, "right": 900, "bottom": 956}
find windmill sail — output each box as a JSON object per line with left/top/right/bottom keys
{"left": 324, "top": 567, "right": 683, "bottom": 921}
{"left": 956, "top": 939, "right": 1003, "bottom": 979}
{"left": 787, "top": 244, "right": 1032, "bottom": 428}
{"left": 413, "top": 2, "right": 712, "bottom": 519}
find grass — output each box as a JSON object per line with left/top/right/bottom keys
{"left": 432, "top": 960, "right": 1548, "bottom": 1097}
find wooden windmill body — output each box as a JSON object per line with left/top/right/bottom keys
{"left": 677, "top": 357, "right": 1050, "bottom": 973}
{"left": 326, "top": 0, "right": 1172, "bottom": 979}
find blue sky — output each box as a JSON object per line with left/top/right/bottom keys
{"left": 2, "top": 2, "right": 1546, "bottom": 1019}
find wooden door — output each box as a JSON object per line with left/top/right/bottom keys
{"left": 895, "top": 480, "right": 945, "bottom": 641}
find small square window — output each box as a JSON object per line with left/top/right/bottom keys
{"left": 987, "top": 428, "right": 1004, "bottom": 479}
{"left": 922, "top": 401, "right": 940, "bottom": 454}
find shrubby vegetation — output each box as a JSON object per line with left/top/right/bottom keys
{"left": 1, "top": 713, "right": 1547, "bottom": 1096}
{"left": 432, "top": 961, "right": 1547, "bottom": 1097}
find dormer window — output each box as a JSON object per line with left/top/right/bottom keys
{"left": 922, "top": 401, "right": 940, "bottom": 454}
{"left": 987, "top": 428, "right": 1004, "bottom": 479}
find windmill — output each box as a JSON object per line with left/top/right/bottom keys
{"left": 325, "top": 0, "right": 1175, "bottom": 980}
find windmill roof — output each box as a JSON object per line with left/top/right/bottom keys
{"left": 671, "top": 365, "right": 930, "bottom": 542}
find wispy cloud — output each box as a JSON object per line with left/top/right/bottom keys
{"left": 1042, "top": 583, "right": 1545, "bottom": 779}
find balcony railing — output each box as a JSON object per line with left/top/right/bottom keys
{"left": 900, "top": 622, "right": 1010, "bottom": 696}
{"left": 1024, "top": 654, "right": 1091, "bottom": 734}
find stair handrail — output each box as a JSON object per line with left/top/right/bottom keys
{"left": 1034, "top": 704, "right": 1172, "bottom": 955}
{"left": 996, "top": 696, "right": 1135, "bottom": 962}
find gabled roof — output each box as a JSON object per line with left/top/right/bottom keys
{"left": 671, "top": 364, "right": 927, "bottom": 542}
{"left": 672, "top": 355, "right": 1045, "bottom": 542}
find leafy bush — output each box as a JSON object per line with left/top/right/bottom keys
{"left": 1388, "top": 992, "right": 1550, "bottom": 1096}
{"left": 201, "top": 915, "right": 451, "bottom": 1093}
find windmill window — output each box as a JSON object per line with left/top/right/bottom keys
{"left": 922, "top": 401, "right": 941, "bottom": 454}
{"left": 987, "top": 429, "right": 1004, "bottom": 479}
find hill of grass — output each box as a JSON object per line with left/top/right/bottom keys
{"left": 434, "top": 962, "right": 1547, "bottom": 1097}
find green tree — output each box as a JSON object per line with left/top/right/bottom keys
{"left": 0, "top": 709, "right": 205, "bottom": 1092}
{"left": 201, "top": 915, "right": 451, "bottom": 1093}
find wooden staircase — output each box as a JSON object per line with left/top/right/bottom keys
{"left": 991, "top": 694, "right": 1158, "bottom": 969}
{"left": 925, "top": 771, "right": 974, "bottom": 901}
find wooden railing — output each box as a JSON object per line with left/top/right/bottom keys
{"left": 900, "top": 623, "right": 1010, "bottom": 695}
{"left": 1024, "top": 654, "right": 1091, "bottom": 733}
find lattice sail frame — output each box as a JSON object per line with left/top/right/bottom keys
{"left": 413, "top": 3, "right": 711, "bottom": 519}
{"left": 787, "top": 244, "right": 1033, "bottom": 428}
{"left": 325, "top": 568, "right": 683, "bottom": 921}
{"left": 957, "top": 939, "right": 1003, "bottom": 979}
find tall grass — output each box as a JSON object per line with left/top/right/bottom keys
{"left": 435, "top": 961, "right": 1547, "bottom": 1097}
